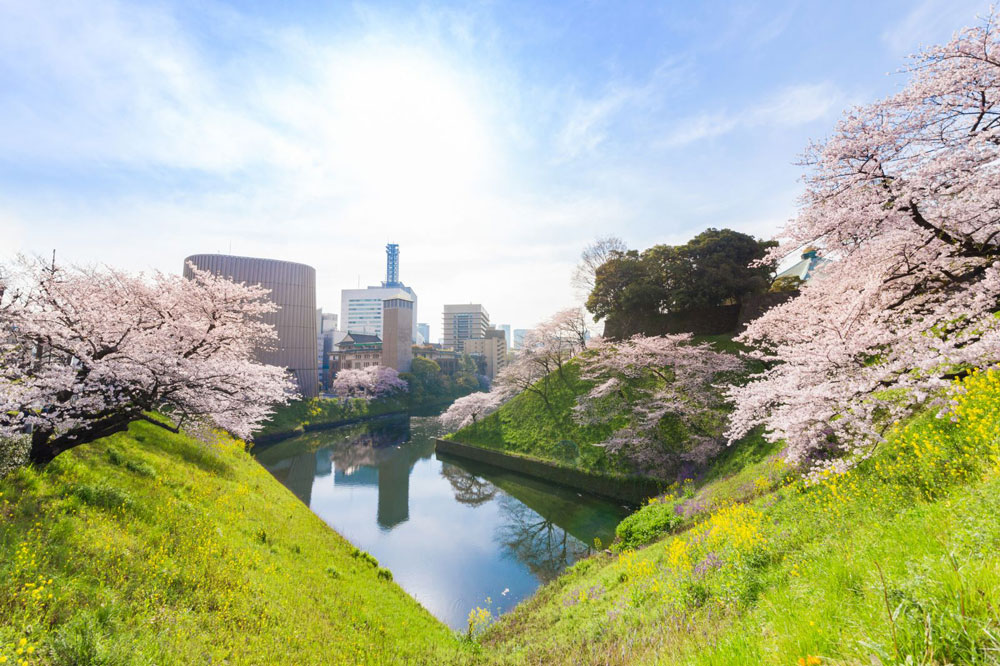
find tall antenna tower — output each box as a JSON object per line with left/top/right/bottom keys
{"left": 385, "top": 243, "right": 401, "bottom": 286}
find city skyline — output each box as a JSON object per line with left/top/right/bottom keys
{"left": 1, "top": 0, "right": 992, "bottom": 342}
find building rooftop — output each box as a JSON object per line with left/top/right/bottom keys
{"left": 775, "top": 249, "right": 831, "bottom": 282}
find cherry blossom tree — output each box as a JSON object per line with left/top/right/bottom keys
{"left": 576, "top": 334, "right": 742, "bottom": 472}
{"left": 494, "top": 308, "right": 591, "bottom": 411}
{"left": 440, "top": 309, "right": 591, "bottom": 430}
{"left": 331, "top": 365, "right": 408, "bottom": 401}
{"left": 439, "top": 390, "right": 506, "bottom": 430}
{"left": 0, "top": 257, "right": 297, "bottom": 466}
{"left": 728, "top": 13, "right": 1000, "bottom": 472}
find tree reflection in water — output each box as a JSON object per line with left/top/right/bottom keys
{"left": 495, "top": 495, "right": 590, "bottom": 581}
{"left": 440, "top": 462, "right": 498, "bottom": 507}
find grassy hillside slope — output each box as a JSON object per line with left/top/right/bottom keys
{"left": 257, "top": 395, "right": 412, "bottom": 440}
{"left": 0, "top": 422, "right": 468, "bottom": 665}
{"left": 449, "top": 335, "right": 751, "bottom": 481}
{"left": 481, "top": 369, "right": 1000, "bottom": 665}
{"left": 448, "top": 361, "right": 631, "bottom": 477}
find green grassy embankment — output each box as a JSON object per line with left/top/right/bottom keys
{"left": 256, "top": 395, "right": 412, "bottom": 441}
{"left": 259, "top": 387, "right": 476, "bottom": 443}
{"left": 446, "top": 361, "right": 631, "bottom": 477}
{"left": 0, "top": 422, "right": 470, "bottom": 666}
{"left": 478, "top": 368, "right": 1000, "bottom": 665}
{"left": 447, "top": 335, "right": 752, "bottom": 482}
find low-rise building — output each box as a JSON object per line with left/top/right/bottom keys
{"left": 412, "top": 344, "right": 462, "bottom": 375}
{"left": 328, "top": 333, "right": 382, "bottom": 377}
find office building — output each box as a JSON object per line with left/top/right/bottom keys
{"left": 341, "top": 243, "right": 418, "bottom": 342}
{"left": 442, "top": 304, "right": 490, "bottom": 351}
{"left": 381, "top": 296, "right": 414, "bottom": 373}
{"left": 412, "top": 345, "right": 462, "bottom": 375}
{"left": 316, "top": 309, "right": 345, "bottom": 390}
{"left": 462, "top": 326, "right": 507, "bottom": 380}
{"left": 417, "top": 322, "right": 430, "bottom": 346}
{"left": 317, "top": 310, "right": 338, "bottom": 334}
{"left": 184, "top": 254, "right": 318, "bottom": 398}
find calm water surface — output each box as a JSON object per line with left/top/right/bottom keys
{"left": 254, "top": 414, "right": 631, "bottom": 629}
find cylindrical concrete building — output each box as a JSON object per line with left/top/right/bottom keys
{"left": 184, "top": 254, "right": 318, "bottom": 398}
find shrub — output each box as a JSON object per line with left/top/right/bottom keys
{"left": 351, "top": 548, "right": 379, "bottom": 568}
{"left": 73, "top": 483, "right": 134, "bottom": 512}
{"left": 106, "top": 448, "right": 156, "bottom": 478}
{"left": 0, "top": 435, "right": 29, "bottom": 480}
{"left": 615, "top": 499, "right": 682, "bottom": 549}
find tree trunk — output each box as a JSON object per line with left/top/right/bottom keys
{"left": 28, "top": 414, "right": 136, "bottom": 465}
{"left": 28, "top": 428, "right": 60, "bottom": 465}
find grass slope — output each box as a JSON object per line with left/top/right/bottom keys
{"left": 449, "top": 335, "right": 754, "bottom": 481}
{"left": 449, "top": 361, "right": 630, "bottom": 477}
{"left": 257, "top": 395, "right": 412, "bottom": 439}
{"left": 260, "top": 387, "right": 475, "bottom": 441}
{"left": 0, "top": 422, "right": 469, "bottom": 666}
{"left": 479, "top": 369, "right": 1000, "bottom": 665}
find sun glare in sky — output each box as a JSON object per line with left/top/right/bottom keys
{"left": 0, "top": 0, "right": 993, "bottom": 339}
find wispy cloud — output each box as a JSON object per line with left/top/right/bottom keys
{"left": 552, "top": 61, "right": 691, "bottom": 161}
{"left": 881, "top": 0, "right": 992, "bottom": 55}
{"left": 661, "top": 82, "right": 842, "bottom": 147}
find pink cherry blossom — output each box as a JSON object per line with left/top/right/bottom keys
{"left": 576, "top": 335, "right": 742, "bottom": 468}
{"left": 0, "top": 257, "right": 297, "bottom": 465}
{"left": 728, "top": 13, "right": 1000, "bottom": 474}
{"left": 331, "top": 365, "right": 408, "bottom": 401}
{"left": 438, "top": 390, "right": 506, "bottom": 430}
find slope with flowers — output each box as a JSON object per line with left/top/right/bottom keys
{"left": 478, "top": 369, "right": 1000, "bottom": 665}
{"left": 0, "top": 421, "right": 469, "bottom": 666}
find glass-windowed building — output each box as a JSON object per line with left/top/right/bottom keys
{"left": 340, "top": 286, "right": 418, "bottom": 341}
{"left": 442, "top": 304, "right": 490, "bottom": 351}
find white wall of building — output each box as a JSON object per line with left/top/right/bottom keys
{"left": 340, "top": 285, "right": 419, "bottom": 343}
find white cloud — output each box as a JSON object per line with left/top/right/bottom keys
{"left": 749, "top": 82, "right": 841, "bottom": 126}
{"left": 881, "top": 0, "right": 992, "bottom": 56}
{"left": 0, "top": 1, "right": 628, "bottom": 338}
{"left": 661, "top": 81, "right": 841, "bottom": 147}
{"left": 552, "top": 61, "right": 691, "bottom": 161}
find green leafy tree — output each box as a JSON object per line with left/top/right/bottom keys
{"left": 586, "top": 228, "right": 776, "bottom": 326}
{"left": 669, "top": 228, "right": 776, "bottom": 309}
{"left": 585, "top": 251, "right": 662, "bottom": 331}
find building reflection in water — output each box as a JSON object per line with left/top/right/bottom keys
{"left": 291, "top": 416, "right": 429, "bottom": 531}
{"left": 257, "top": 415, "right": 625, "bottom": 585}
{"left": 264, "top": 449, "right": 317, "bottom": 506}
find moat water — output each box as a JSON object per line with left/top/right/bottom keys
{"left": 254, "top": 414, "right": 631, "bottom": 629}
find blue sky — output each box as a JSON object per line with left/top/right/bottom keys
{"left": 0, "top": 0, "right": 992, "bottom": 340}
